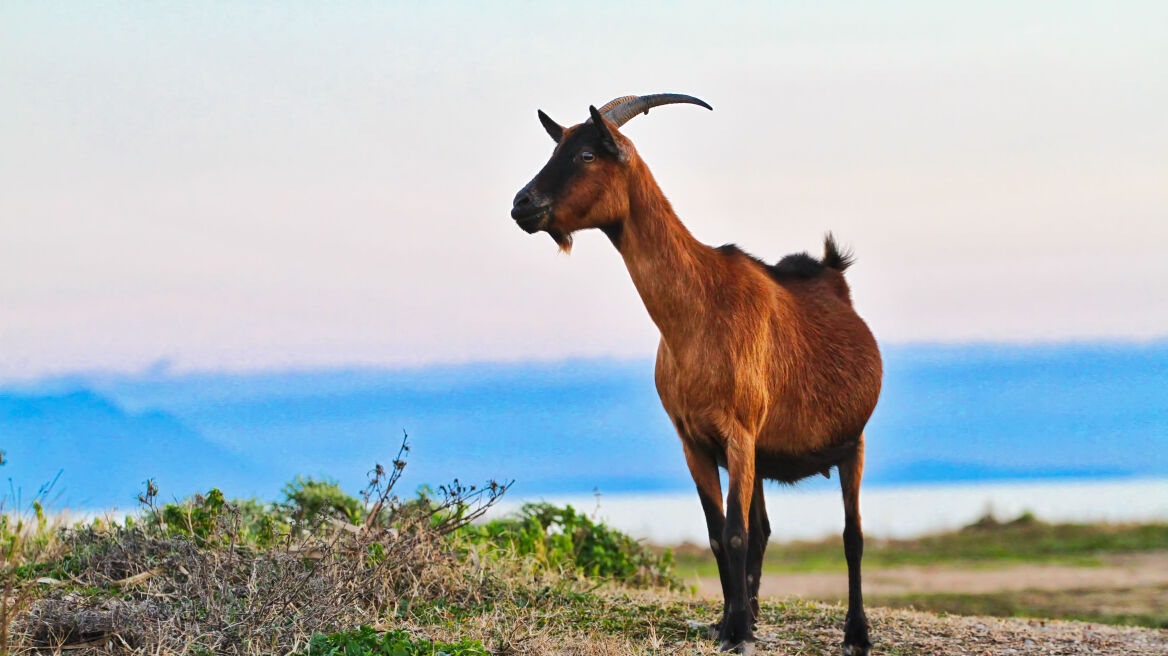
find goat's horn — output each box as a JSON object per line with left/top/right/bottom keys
{"left": 594, "top": 93, "right": 713, "bottom": 128}
{"left": 595, "top": 96, "right": 639, "bottom": 115}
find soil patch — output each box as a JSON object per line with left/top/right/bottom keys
{"left": 696, "top": 552, "right": 1168, "bottom": 599}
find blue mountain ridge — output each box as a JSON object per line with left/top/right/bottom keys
{"left": 1, "top": 390, "right": 262, "bottom": 508}
{"left": 2, "top": 341, "right": 1165, "bottom": 508}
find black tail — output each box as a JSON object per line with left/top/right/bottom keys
{"left": 822, "top": 232, "right": 855, "bottom": 272}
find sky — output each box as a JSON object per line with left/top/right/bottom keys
{"left": 2, "top": 2, "right": 1166, "bottom": 380}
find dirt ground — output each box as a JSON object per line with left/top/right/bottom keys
{"left": 697, "top": 552, "right": 1168, "bottom": 599}
{"left": 797, "top": 605, "right": 1168, "bottom": 656}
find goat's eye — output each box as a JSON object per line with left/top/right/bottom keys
{"left": 581, "top": 151, "right": 595, "bottom": 163}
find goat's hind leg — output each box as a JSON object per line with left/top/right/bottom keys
{"left": 838, "top": 435, "right": 871, "bottom": 656}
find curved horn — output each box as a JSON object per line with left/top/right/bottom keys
{"left": 594, "top": 93, "right": 713, "bottom": 128}
{"left": 595, "top": 95, "right": 638, "bottom": 115}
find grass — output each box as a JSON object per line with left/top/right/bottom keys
{"left": 3, "top": 440, "right": 1167, "bottom": 655}
{"left": 306, "top": 626, "right": 489, "bottom": 656}
{"left": 0, "top": 437, "right": 687, "bottom": 655}
{"left": 669, "top": 512, "right": 1168, "bottom": 631}
{"left": 236, "top": 591, "right": 1168, "bottom": 656}
{"left": 670, "top": 512, "right": 1168, "bottom": 577}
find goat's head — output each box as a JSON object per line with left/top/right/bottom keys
{"left": 511, "top": 93, "right": 711, "bottom": 251}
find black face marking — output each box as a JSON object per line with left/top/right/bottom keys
{"left": 528, "top": 123, "right": 609, "bottom": 201}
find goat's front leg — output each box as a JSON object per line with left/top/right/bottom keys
{"left": 683, "top": 443, "right": 731, "bottom": 633}
{"left": 746, "top": 478, "right": 770, "bottom": 625}
{"left": 719, "top": 439, "right": 756, "bottom": 653}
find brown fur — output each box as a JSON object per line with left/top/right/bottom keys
{"left": 514, "top": 111, "right": 881, "bottom": 654}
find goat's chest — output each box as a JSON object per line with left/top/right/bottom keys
{"left": 652, "top": 334, "right": 774, "bottom": 439}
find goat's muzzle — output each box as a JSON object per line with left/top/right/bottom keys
{"left": 511, "top": 188, "right": 551, "bottom": 233}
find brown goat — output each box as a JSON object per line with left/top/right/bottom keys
{"left": 511, "top": 94, "right": 882, "bottom": 656}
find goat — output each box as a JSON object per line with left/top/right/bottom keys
{"left": 510, "top": 94, "right": 882, "bottom": 656}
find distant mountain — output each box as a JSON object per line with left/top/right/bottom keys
{"left": 872, "top": 460, "right": 1137, "bottom": 484}
{"left": 3, "top": 341, "right": 1166, "bottom": 508}
{"left": 1, "top": 390, "right": 263, "bottom": 507}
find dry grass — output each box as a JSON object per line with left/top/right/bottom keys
{"left": 2, "top": 497, "right": 71, "bottom": 652}
{"left": 4, "top": 445, "right": 1166, "bottom": 655}
{"left": 14, "top": 519, "right": 470, "bottom": 653}
{"left": 8, "top": 509, "right": 1168, "bottom": 655}
{"left": 4, "top": 441, "right": 517, "bottom": 655}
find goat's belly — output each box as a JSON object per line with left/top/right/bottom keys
{"left": 756, "top": 440, "right": 859, "bottom": 484}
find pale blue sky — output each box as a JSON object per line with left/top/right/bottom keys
{"left": 2, "top": 2, "right": 1166, "bottom": 379}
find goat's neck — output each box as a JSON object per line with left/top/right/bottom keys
{"left": 613, "top": 161, "right": 717, "bottom": 344}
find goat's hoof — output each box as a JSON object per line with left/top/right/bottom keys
{"left": 841, "top": 631, "right": 871, "bottom": 656}
{"left": 719, "top": 639, "right": 755, "bottom": 655}
{"left": 843, "top": 612, "right": 871, "bottom": 655}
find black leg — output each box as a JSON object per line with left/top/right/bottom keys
{"left": 719, "top": 443, "right": 756, "bottom": 653}
{"left": 838, "top": 437, "right": 870, "bottom": 656}
{"left": 698, "top": 486, "right": 732, "bottom": 631}
{"left": 746, "top": 479, "right": 770, "bottom": 625}
{"left": 682, "top": 444, "right": 731, "bottom": 634}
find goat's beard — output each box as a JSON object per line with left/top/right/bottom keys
{"left": 548, "top": 227, "right": 573, "bottom": 254}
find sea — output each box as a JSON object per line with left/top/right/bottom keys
{"left": 487, "top": 478, "right": 1168, "bottom": 543}
{"left": 2, "top": 340, "right": 1166, "bottom": 540}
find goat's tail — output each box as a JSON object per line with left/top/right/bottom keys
{"left": 823, "top": 232, "right": 855, "bottom": 272}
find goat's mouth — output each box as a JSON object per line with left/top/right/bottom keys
{"left": 513, "top": 208, "right": 551, "bottom": 234}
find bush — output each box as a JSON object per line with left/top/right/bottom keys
{"left": 6, "top": 434, "right": 685, "bottom": 654}
{"left": 462, "top": 502, "right": 678, "bottom": 589}
{"left": 232, "top": 496, "right": 290, "bottom": 547}
{"left": 15, "top": 453, "right": 509, "bottom": 654}
{"left": 280, "top": 476, "right": 364, "bottom": 526}
{"left": 142, "top": 478, "right": 362, "bottom": 548}
{"left": 156, "top": 487, "right": 227, "bottom": 543}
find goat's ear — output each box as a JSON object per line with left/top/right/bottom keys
{"left": 537, "top": 110, "right": 564, "bottom": 143}
{"left": 588, "top": 105, "right": 623, "bottom": 159}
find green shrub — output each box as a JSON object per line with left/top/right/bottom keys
{"left": 145, "top": 488, "right": 290, "bottom": 547}
{"left": 156, "top": 487, "right": 227, "bottom": 544}
{"left": 461, "top": 502, "right": 678, "bottom": 589}
{"left": 232, "top": 496, "right": 290, "bottom": 547}
{"left": 280, "top": 476, "right": 364, "bottom": 526}
{"left": 305, "top": 626, "right": 488, "bottom": 656}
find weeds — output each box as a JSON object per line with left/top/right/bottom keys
{"left": 7, "top": 442, "right": 1167, "bottom": 655}
{"left": 306, "top": 626, "right": 488, "bottom": 656}
{"left": 6, "top": 434, "right": 514, "bottom": 654}
{"left": 1, "top": 430, "right": 701, "bottom": 655}
{"left": 462, "top": 502, "right": 679, "bottom": 589}
{"left": 1, "top": 462, "right": 68, "bottom": 654}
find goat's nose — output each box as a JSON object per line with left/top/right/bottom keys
{"left": 511, "top": 188, "right": 546, "bottom": 221}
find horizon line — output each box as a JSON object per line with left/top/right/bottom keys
{"left": 3, "top": 335, "right": 1167, "bottom": 387}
